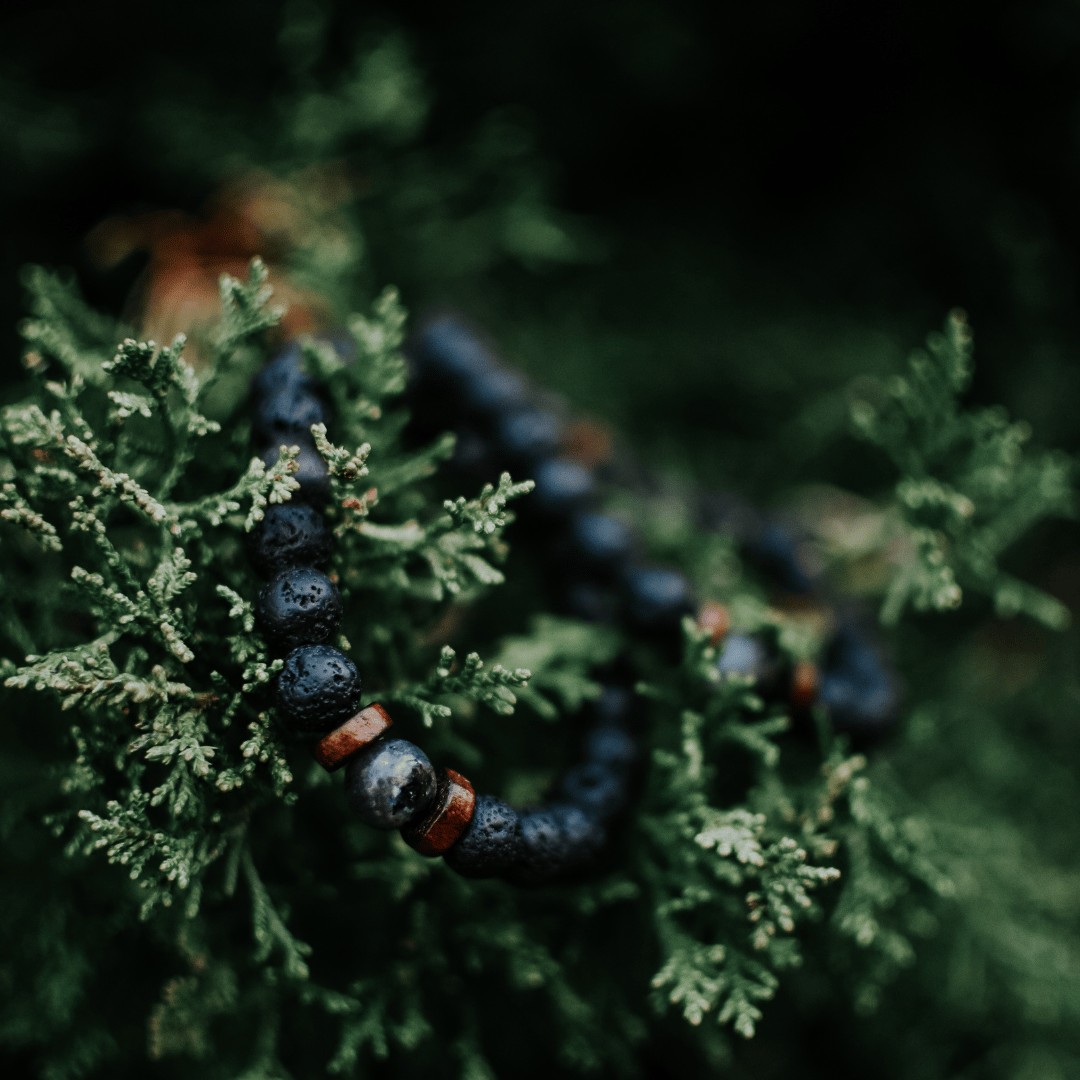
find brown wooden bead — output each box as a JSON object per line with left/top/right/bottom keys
{"left": 790, "top": 660, "right": 819, "bottom": 709}
{"left": 698, "top": 602, "right": 730, "bottom": 645}
{"left": 401, "top": 768, "right": 476, "bottom": 857}
{"left": 313, "top": 703, "right": 392, "bottom": 772}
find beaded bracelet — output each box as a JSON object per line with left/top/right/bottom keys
{"left": 246, "top": 318, "right": 899, "bottom": 887}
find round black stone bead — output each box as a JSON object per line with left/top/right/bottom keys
{"left": 622, "top": 565, "right": 693, "bottom": 627}
{"left": 463, "top": 368, "right": 529, "bottom": 418}
{"left": 275, "top": 645, "right": 360, "bottom": 733}
{"left": 443, "top": 795, "right": 521, "bottom": 879}
{"left": 261, "top": 444, "right": 331, "bottom": 506}
{"left": 568, "top": 512, "right": 633, "bottom": 569}
{"left": 582, "top": 724, "right": 637, "bottom": 773}
{"left": 530, "top": 458, "right": 596, "bottom": 516}
{"left": 414, "top": 316, "right": 496, "bottom": 384}
{"left": 505, "top": 804, "right": 605, "bottom": 886}
{"left": 716, "top": 632, "right": 771, "bottom": 680}
{"left": 252, "top": 385, "right": 328, "bottom": 446}
{"left": 818, "top": 625, "right": 899, "bottom": 735}
{"left": 251, "top": 343, "right": 316, "bottom": 403}
{"left": 559, "top": 763, "right": 628, "bottom": 823}
{"left": 256, "top": 566, "right": 343, "bottom": 651}
{"left": 344, "top": 739, "right": 438, "bottom": 830}
{"left": 496, "top": 407, "right": 562, "bottom": 463}
{"left": 247, "top": 503, "right": 331, "bottom": 578}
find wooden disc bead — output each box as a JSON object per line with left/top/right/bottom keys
{"left": 790, "top": 660, "right": 819, "bottom": 709}
{"left": 313, "top": 703, "right": 392, "bottom": 772}
{"left": 401, "top": 768, "right": 476, "bottom": 857}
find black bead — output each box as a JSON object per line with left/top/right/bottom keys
{"left": 716, "top": 633, "right": 771, "bottom": 680}
{"left": 261, "top": 444, "right": 331, "bottom": 506}
{"left": 251, "top": 343, "right": 316, "bottom": 403}
{"left": 818, "top": 625, "right": 900, "bottom": 734}
{"left": 582, "top": 724, "right": 637, "bottom": 773}
{"left": 275, "top": 645, "right": 360, "bottom": 733}
{"left": 505, "top": 804, "right": 604, "bottom": 886}
{"left": 252, "top": 385, "right": 328, "bottom": 446}
{"left": 593, "top": 684, "right": 633, "bottom": 725}
{"left": 530, "top": 458, "right": 596, "bottom": 516}
{"left": 414, "top": 316, "right": 496, "bottom": 384}
{"left": 559, "top": 763, "right": 628, "bottom": 823}
{"left": 344, "top": 739, "right": 438, "bottom": 830}
{"left": 248, "top": 503, "right": 331, "bottom": 578}
{"left": 496, "top": 407, "right": 562, "bottom": 463}
{"left": 463, "top": 368, "right": 530, "bottom": 418}
{"left": 568, "top": 512, "right": 632, "bottom": 568}
{"left": 747, "top": 523, "right": 818, "bottom": 595}
{"left": 622, "top": 565, "right": 693, "bottom": 627}
{"left": 256, "top": 566, "right": 343, "bottom": 651}
{"left": 443, "top": 795, "right": 521, "bottom": 879}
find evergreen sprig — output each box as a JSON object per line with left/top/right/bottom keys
{"left": 851, "top": 310, "right": 1075, "bottom": 626}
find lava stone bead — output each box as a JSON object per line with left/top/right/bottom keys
{"left": 275, "top": 645, "right": 361, "bottom": 733}
{"left": 594, "top": 685, "right": 633, "bottom": 724}
{"left": 505, "top": 804, "right": 604, "bottom": 886}
{"left": 716, "top": 633, "right": 770, "bottom": 679}
{"left": 443, "top": 795, "right": 521, "bottom": 879}
{"left": 560, "top": 763, "right": 628, "bottom": 823}
{"left": 530, "top": 458, "right": 596, "bottom": 516}
{"left": 261, "top": 443, "right": 331, "bottom": 506}
{"left": 818, "top": 625, "right": 899, "bottom": 734}
{"left": 252, "top": 385, "right": 328, "bottom": 446}
{"left": 496, "top": 407, "right": 562, "bottom": 463}
{"left": 256, "top": 566, "right": 342, "bottom": 651}
{"left": 344, "top": 739, "right": 438, "bottom": 830}
{"left": 463, "top": 368, "right": 529, "bottom": 418}
{"left": 415, "top": 316, "right": 496, "bottom": 384}
{"left": 569, "top": 513, "right": 632, "bottom": 568}
{"left": 247, "top": 503, "right": 331, "bottom": 578}
{"left": 251, "top": 343, "right": 316, "bottom": 403}
{"left": 622, "top": 566, "right": 693, "bottom": 627}
{"left": 564, "top": 581, "right": 619, "bottom": 623}
{"left": 748, "top": 524, "right": 817, "bottom": 594}
{"left": 582, "top": 724, "right": 637, "bottom": 773}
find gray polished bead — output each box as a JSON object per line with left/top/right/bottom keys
{"left": 344, "top": 739, "right": 438, "bottom": 830}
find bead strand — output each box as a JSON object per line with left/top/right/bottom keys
{"left": 405, "top": 312, "right": 900, "bottom": 741}
{"left": 247, "top": 335, "right": 639, "bottom": 884}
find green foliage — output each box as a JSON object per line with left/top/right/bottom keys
{"left": 851, "top": 309, "right": 1075, "bottom": 627}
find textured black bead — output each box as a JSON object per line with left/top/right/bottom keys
{"left": 261, "top": 444, "right": 331, "bottom": 506}
{"left": 344, "top": 739, "right": 438, "bottom": 830}
{"left": 247, "top": 503, "right": 331, "bottom": 578}
{"left": 443, "top": 795, "right": 521, "bottom": 879}
{"left": 593, "top": 684, "right": 633, "bottom": 725}
{"left": 530, "top": 458, "right": 596, "bottom": 515}
{"left": 582, "top": 724, "right": 637, "bottom": 773}
{"left": 496, "top": 408, "right": 562, "bottom": 463}
{"left": 569, "top": 513, "right": 632, "bottom": 568}
{"left": 256, "top": 566, "right": 343, "bottom": 651}
{"left": 414, "top": 316, "right": 496, "bottom": 383}
{"left": 252, "top": 385, "right": 328, "bottom": 446}
{"left": 251, "top": 343, "right": 316, "bottom": 403}
{"left": 747, "top": 523, "right": 818, "bottom": 594}
{"left": 818, "top": 625, "right": 899, "bottom": 734}
{"left": 560, "top": 763, "right": 628, "bottom": 823}
{"left": 716, "top": 633, "right": 771, "bottom": 679}
{"left": 622, "top": 566, "right": 693, "bottom": 627}
{"left": 505, "top": 804, "right": 604, "bottom": 886}
{"left": 275, "top": 645, "right": 360, "bottom": 733}
{"left": 463, "top": 368, "right": 529, "bottom": 418}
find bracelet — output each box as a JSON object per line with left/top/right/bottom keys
{"left": 245, "top": 316, "right": 899, "bottom": 888}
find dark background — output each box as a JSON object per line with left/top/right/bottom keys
{"left": 4, "top": 0, "right": 1080, "bottom": 477}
